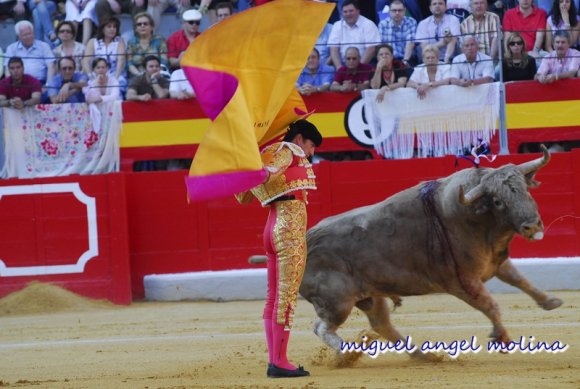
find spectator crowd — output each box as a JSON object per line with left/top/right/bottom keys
{"left": 297, "top": 0, "right": 579, "bottom": 96}
{"left": 0, "top": 0, "right": 579, "bottom": 108}
{"left": 0, "top": 0, "right": 236, "bottom": 105}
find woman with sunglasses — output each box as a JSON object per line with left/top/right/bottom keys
{"left": 53, "top": 21, "right": 86, "bottom": 71}
{"left": 126, "top": 12, "right": 169, "bottom": 79}
{"left": 502, "top": 32, "right": 537, "bottom": 81}
{"left": 167, "top": 8, "right": 202, "bottom": 70}
{"left": 546, "top": 0, "right": 579, "bottom": 52}
{"left": 83, "top": 17, "right": 127, "bottom": 92}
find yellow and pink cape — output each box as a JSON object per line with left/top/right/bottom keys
{"left": 181, "top": 0, "right": 333, "bottom": 201}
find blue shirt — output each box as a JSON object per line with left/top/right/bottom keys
{"left": 46, "top": 72, "right": 88, "bottom": 103}
{"left": 5, "top": 40, "right": 55, "bottom": 83}
{"left": 296, "top": 64, "right": 335, "bottom": 87}
{"left": 378, "top": 16, "right": 418, "bottom": 59}
{"left": 315, "top": 23, "right": 333, "bottom": 66}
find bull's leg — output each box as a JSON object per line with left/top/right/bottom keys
{"left": 314, "top": 318, "right": 344, "bottom": 351}
{"left": 451, "top": 278, "right": 510, "bottom": 344}
{"left": 312, "top": 298, "right": 355, "bottom": 352}
{"left": 495, "top": 260, "right": 563, "bottom": 310}
{"left": 358, "top": 297, "right": 405, "bottom": 343}
{"left": 359, "top": 297, "right": 440, "bottom": 361}
{"left": 312, "top": 298, "right": 370, "bottom": 368}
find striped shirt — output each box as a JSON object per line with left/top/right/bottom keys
{"left": 460, "top": 12, "right": 500, "bottom": 57}
{"left": 378, "top": 16, "right": 418, "bottom": 59}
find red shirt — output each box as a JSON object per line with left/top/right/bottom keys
{"left": 334, "top": 63, "right": 373, "bottom": 85}
{"left": 502, "top": 6, "right": 547, "bottom": 52}
{"left": 167, "top": 30, "right": 200, "bottom": 59}
{"left": 0, "top": 74, "right": 42, "bottom": 100}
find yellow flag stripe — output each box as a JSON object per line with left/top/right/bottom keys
{"left": 506, "top": 101, "right": 580, "bottom": 129}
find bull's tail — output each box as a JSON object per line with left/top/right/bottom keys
{"left": 390, "top": 295, "right": 403, "bottom": 310}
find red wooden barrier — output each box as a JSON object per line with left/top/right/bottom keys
{"left": 0, "top": 174, "right": 132, "bottom": 304}
{"left": 0, "top": 150, "right": 580, "bottom": 298}
{"left": 125, "top": 150, "right": 580, "bottom": 298}
{"left": 1, "top": 152, "right": 578, "bottom": 301}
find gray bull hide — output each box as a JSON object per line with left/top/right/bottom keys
{"left": 299, "top": 146, "right": 562, "bottom": 357}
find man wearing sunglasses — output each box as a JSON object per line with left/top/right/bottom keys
{"left": 47, "top": 56, "right": 88, "bottom": 104}
{"left": 167, "top": 8, "right": 202, "bottom": 70}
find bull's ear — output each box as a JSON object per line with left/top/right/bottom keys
{"left": 526, "top": 177, "right": 541, "bottom": 188}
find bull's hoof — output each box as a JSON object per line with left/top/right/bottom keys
{"left": 333, "top": 330, "right": 379, "bottom": 368}
{"left": 540, "top": 296, "right": 563, "bottom": 311}
{"left": 488, "top": 332, "right": 512, "bottom": 354}
{"left": 410, "top": 350, "right": 444, "bottom": 362}
{"left": 334, "top": 349, "right": 363, "bottom": 368}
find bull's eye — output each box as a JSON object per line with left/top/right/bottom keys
{"left": 493, "top": 197, "right": 504, "bottom": 209}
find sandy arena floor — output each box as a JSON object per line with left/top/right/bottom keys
{"left": 0, "top": 283, "right": 578, "bottom": 388}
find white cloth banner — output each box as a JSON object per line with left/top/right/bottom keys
{"left": 362, "top": 82, "right": 500, "bottom": 159}
{"left": 1, "top": 101, "right": 123, "bottom": 178}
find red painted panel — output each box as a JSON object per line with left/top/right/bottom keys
{"left": 123, "top": 99, "right": 207, "bottom": 122}
{"left": 508, "top": 126, "right": 580, "bottom": 153}
{"left": 121, "top": 92, "right": 360, "bottom": 124}
{"left": 303, "top": 92, "right": 359, "bottom": 113}
{"left": 0, "top": 174, "right": 132, "bottom": 304}
{"left": 505, "top": 78, "right": 580, "bottom": 103}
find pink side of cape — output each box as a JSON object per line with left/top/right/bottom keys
{"left": 182, "top": 66, "right": 238, "bottom": 121}
{"left": 185, "top": 170, "right": 267, "bottom": 202}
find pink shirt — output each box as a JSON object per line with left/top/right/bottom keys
{"left": 536, "top": 48, "right": 580, "bottom": 76}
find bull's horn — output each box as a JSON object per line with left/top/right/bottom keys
{"left": 459, "top": 184, "right": 484, "bottom": 205}
{"left": 517, "top": 144, "right": 550, "bottom": 175}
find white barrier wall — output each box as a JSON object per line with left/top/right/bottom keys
{"left": 144, "top": 258, "right": 580, "bottom": 302}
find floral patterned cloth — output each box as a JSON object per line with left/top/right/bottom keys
{"left": 1, "top": 101, "right": 122, "bottom": 178}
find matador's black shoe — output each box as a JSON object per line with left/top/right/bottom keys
{"left": 267, "top": 364, "right": 310, "bottom": 378}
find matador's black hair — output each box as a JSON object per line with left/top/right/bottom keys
{"left": 283, "top": 119, "right": 322, "bottom": 147}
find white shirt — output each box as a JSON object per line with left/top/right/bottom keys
{"left": 328, "top": 15, "right": 380, "bottom": 63}
{"left": 410, "top": 62, "right": 451, "bottom": 83}
{"left": 415, "top": 14, "right": 461, "bottom": 60}
{"left": 450, "top": 53, "right": 494, "bottom": 80}
{"left": 84, "top": 75, "right": 121, "bottom": 102}
{"left": 5, "top": 40, "right": 55, "bottom": 82}
{"left": 169, "top": 69, "right": 195, "bottom": 96}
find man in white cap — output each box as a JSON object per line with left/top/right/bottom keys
{"left": 167, "top": 8, "right": 202, "bottom": 70}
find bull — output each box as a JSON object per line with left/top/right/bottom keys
{"left": 299, "top": 146, "right": 562, "bottom": 360}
